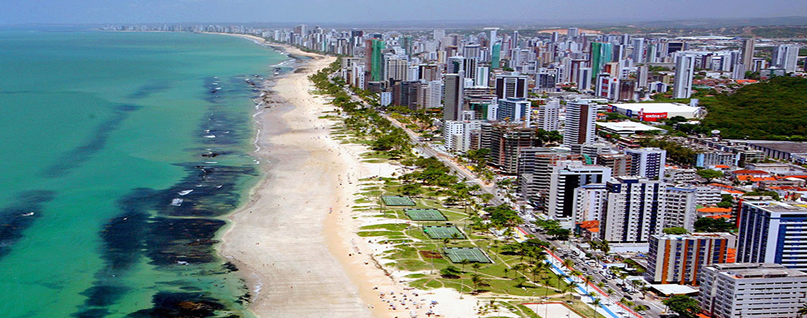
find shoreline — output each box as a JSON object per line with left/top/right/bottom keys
{"left": 216, "top": 33, "right": 477, "bottom": 318}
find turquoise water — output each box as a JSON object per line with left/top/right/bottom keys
{"left": 0, "top": 30, "right": 286, "bottom": 317}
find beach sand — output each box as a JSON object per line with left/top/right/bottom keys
{"left": 218, "top": 35, "right": 479, "bottom": 318}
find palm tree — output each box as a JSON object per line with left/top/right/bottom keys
{"left": 564, "top": 259, "right": 574, "bottom": 269}
{"left": 460, "top": 259, "right": 470, "bottom": 273}
{"left": 503, "top": 267, "right": 509, "bottom": 278}
{"left": 584, "top": 275, "right": 593, "bottom": 295}
{"left": 591, "top": 298, "right": 602, "bottom": 317}
{"left": 472, "top": 263, "right": 481, "bottom": 274}
{"left": 798, "top": 303, "right": 807, "bottom": 317}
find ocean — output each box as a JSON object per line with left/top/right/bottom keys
{"left": 0, "top": 29, "right": 287, "bottom": 317}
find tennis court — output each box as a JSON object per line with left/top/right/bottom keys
{"left": 444, "top": 247, "right": 492, "bottom": 263}
{"left": 405, "top": 209, "right": 446, "bottom": 221}
{"left": 381, "top": 196, "right": 416, "bottom": 206}
{"left": 423, "top": 226, "right": 465, "bottom": 239}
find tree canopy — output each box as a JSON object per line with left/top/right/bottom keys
{"left": 663, "top": 227, "right": 688, "bottom": 235}
{"left": 694, "top": 217, "right": 735, "bottom": 233}
{"left": 701, "top": 76, "right": 807, "bottom": 141}
{"left": 663, "top": 295, "right": 701, "bottom": 318}
{"left": 696, "top": 169, "right": 723, "bottom": 183}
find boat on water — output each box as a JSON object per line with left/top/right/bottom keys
{"left": 171, "top": 198, "right": 183, "bottom": 206}
{"left": 178, "top": 190, "right": 193, "bottom": 196}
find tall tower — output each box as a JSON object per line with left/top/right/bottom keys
{"left": 673, "top": 53, "right": 695, "bottom": 99}
{"left": 563, "top": 101, "right": 597, "bottom": 150}
{"left": 443, "top": 71, "right": 465, "bottom": 121}
{"left": 741, "top": 37, "right": 755, "bottom": 69}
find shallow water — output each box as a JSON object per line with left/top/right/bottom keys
{"left": 0, "top": 29, "right": 286, "bottom": 317}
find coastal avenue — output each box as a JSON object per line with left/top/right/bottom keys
{"left": 339, "top": 80, "right": 665, "bottom": 318}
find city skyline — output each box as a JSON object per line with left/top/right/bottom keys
{"left": 3, "top": 0, "right": 807, "bottom": 25}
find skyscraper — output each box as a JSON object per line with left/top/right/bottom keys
{"left": 536, "top": 101, "right": 560, "bottom": 132}
{"left": 563, "top": 101, "right": 597, "bottom": 151}
{"left": 625, "top": 148, "right": 666, "bottom": 180}
{"left": 546, "top": 161, "right": 611, "bottom": 225}
{"left": 673, "top": 53, "right": 695, "bottom": 99}
{"left": 737, "top": 201, "right": 807, "bottom": 270}
{"left": 494, "top": 75, "right": 528, "bottom": 99}
{"left": 741, "top": 37, "right": 755, "bottom": 70}
{"left": 590, "top": 42, "right": 613, "bottom": 79}
{"left": 600, "top": 177, "right": 667, "bottom": 243}
{"left": 443, "top": 72, "right": 465, "bottom": 121}
{"left": 773, "top": 44, "right": 800, "bottom": 73}
{"left": 631, "top": 38, "right": 645, "bottom": 63}
{"left": 365, "top": 39, "right": 385, "bottom": 82}
{"left": 646, "top": 233, "right": 736, "bottom": 285}
{"left": 699, "top": 263, "right": 807, "bottom": 318}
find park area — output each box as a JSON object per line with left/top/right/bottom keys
{"left": 347, "top": 176, "right": 606, "bottom": 317}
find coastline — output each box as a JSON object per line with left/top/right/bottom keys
{"left": 217, "top": 33, "right": 477, "bottom": 318}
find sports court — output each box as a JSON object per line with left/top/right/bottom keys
{"left": 423, "top": 226, "right": 465, "bottom": 239}
{"left": 405, "top": 209, "right": 446, "bottom": 221}
{"left": 381, "top": 195, "right": 416, "bottom": 206}
{"left": 524, "top": 303, "right": 584, "bottom": 318}
{"left": 443, "top": 247, "right": 492, "bottom": 263}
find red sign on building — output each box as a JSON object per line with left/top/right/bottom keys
{"left": 640, "top": 112, "right": 668, "bottom": 122}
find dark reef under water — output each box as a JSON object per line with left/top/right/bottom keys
{"left": 72, "top": 75, "right": 263, "bottom": 318}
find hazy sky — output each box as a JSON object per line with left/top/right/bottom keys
{"left": 3, "top": 0, "right": 807, "bottom": 25}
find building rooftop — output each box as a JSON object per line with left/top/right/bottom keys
{"left": 740, "top": 140, "right": 807, "bottom": 154}
{"left": 745, "top": 201, "right": 807, "bottom": 213}
{"left": 610, "top": 102, "right": 702, "bottom": 113}
{"left": 709, "top": 263, "right": 807, "bottom": 279}
{"left": 596, "top": 121, "right": 662, "bottom": 132}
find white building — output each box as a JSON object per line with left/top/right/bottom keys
{"left": 572, "top": 183, "right": 607, "bottom": 223}
{"left": 737, "top": 201, "right": 807, "bottom": 270}
{"left": 625, "top": 148, "right": 667, "bottom": 180}
{"left": 601, "top": 177, "right": 667, "bottom": 243}
{"left": 773, "top": 44, "right": 800, "bottom": 73}
{"left": 673, "top": 53, "right": 696, "bottom": 99}
{"left": 537, "top": 101, "right": 560, "bottom": 132}
{"left": 546, "top": 161, "right": 611, "bottom": 228}
{"left": 699, "top": 263, "right": 807, "bottom": 318}
{"left": 646, "top": 233, "right": 736, "bottom": 285}
{"left": 665, "top": 186, "right": 698, "bottom": 231}
{"left": 563, "top": 101, "right": 597, "bottom": 152}
{"left": 425, "top": 80, "right": 442, "bottom": 109}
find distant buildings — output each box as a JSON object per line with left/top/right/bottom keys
{"left": 773, "top": 44, "right": 800, "bottom": 73}
{"left": 699, "top": 263, "right": 807, "bottom": 318}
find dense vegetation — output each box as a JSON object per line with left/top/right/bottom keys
{"left": 701, "top": 77, "right": 807, "bottom": 140}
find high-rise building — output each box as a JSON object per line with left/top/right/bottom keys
{"left": 494, "top": 74, "right": 529, "bottom": 99}
{"left": 741, "top": 38, "right": 756, "bottom": 70}
{"left": 425, "top": 80, "right": 442, "bottom": 109}
{"left": 485, "top": 123, "right": 537, "bottom": 174}
{"left": 491, "top": 43, "right": 502, "bottom": 69}
{"left": 577, "top": 67, "right": 592, "bottom": 91}
{"left": 664, "top": 186, "right": 698, "bottom": 231}
{"left": 646, "top": 233, "right": 736, "bottom": 285}
{"left": 625, "top": 148, "right": 666, "bottom": 180}
{"left": 496, "top": 98, "right": 531, "bottom": 125}
{"left": 631, "top": 38, "right": 645, "bottom": 63}
{"left": 773, "top": 44, "right": 800, "bottom": 73}
{"left": 383, "top": 54, "right": 408, "bottom": 82}
{"left": 517, "top": 148, "right": 576, "bottom": 203}
{"left": 546, "top": 161, "right": 611, "bottom": 226}
{"left": 365, "top": 39, "right": 386, "bottom": 82}
{"left": 572, "top": 183, "right": 608, "bottom": 223}
{"left": 536, "top": 101, "right": 560, "bottom": 132}
{"left": 737, "top": 201, "right": 807, "bottom": 270}
{"left": 673, "top": 53, "right": 696, "bottom": 99}
{"left": 596, "top": 153, "right": 632, "bottom": 176}
{"left": 475, "top": 66, "right": 490, "bottom": 87}
{"left": 443, "top": 72, "right": 465, "bottom": 121}
{"left": 563, "top": 101, "right": 597, "bottom": 151}
{"left": 590, "top": 42, "right": 613, "bottom": 78}
{"left": 601, "top": 177, "right": 666, "bottom": 243}
{"left": 699, "top": 263, "right": 807, "bottom": 318}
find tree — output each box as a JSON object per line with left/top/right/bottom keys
{"left": 694, "top": 217, "right": 735, "bottom": 233}
{"left": 460, "top": 259, "right": 471, "bottom": 273}
{"left": 486, "top": 205, "right": 523, "bottom": 229}
{"left": 663, "top": 227, "right": 688, "bottom": 235}
{"left": 663, "top": 295, "right": 701, "bottom": 318}
{"left": 798, "top": 303, "right": 807, "bottom": 318}
{"left": 547, "top": 227, "right": 571, "bottom": 240}
{"left": 697, "top": 169, "right": 724, "bottom": 183}
{"left": 440, "top": 266, "right": 462, "bottom": 278}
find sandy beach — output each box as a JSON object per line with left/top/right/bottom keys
{"left": 218, "top": 34, "right": 477, "bottom": 318}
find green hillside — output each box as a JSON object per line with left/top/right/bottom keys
{"left": 702, "top": 76, "right": 807, "bottom": 141}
